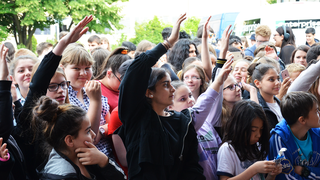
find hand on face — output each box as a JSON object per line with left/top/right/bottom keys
{"left": 75, "top": 141, "right": 109, "bottom": 168}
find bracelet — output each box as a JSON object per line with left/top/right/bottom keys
{"left": 162, "top": 42, "right": 169, "bottom": 50}
{"left": 0, "top": 152, "right": 10, "bottom": 162}
{"left": 165, "top": 39, "right": 173, "bottom": 48}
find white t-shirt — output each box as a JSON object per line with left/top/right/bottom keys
{"left": 217, "top": 142, "right": 262, "bottom": 180}
{"left": 266, "top": 102, "right": 283, "bottom": 122}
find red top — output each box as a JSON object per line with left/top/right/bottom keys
{"left": 99, "top": 81, "right": 119, "bottom": 113}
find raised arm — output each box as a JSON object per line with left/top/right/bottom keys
{"left": 192, "top": 56, "right": 233, "bottom": 131}
{"left": 288, "top": 60, "right": 320, "bottom": 93}
{"left": 16, "top": 15, "right": 93, "bottom": 133}
{"left": 0, "top": 44, "right": 13, "bottom": 143}
{"left": 118, "top": 13, "right": 186, "bottom": 123}
{"left": 201, "top": 16, "right": 213, "bottom": 80}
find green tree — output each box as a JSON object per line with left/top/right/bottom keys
{"left": 112, "top": 33, "right": 127, "bottom": 50}
{"left": 0, "top": 0, "right": 126, "bottom": 50}
{"left": 130, "top": 16, "right": 172, "bottom": 45}
{"left": 0, "top": 26, "right": 9, "bottom": 42}
{"left": 267, "top": 0, "right": 277, "bottom": 4}
{"left": 181, "top": 16, "right": 201, "bottom": 39}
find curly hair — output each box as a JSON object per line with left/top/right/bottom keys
{"left": 168, "top": 39, "right": 198, "bottom": 72}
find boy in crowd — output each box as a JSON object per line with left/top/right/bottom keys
{"left": 268, "top": 92, "right": 320, "bottom": 179}
{"left": 36, "top": 42, "right": 53, "bottom": 60}
{"left": 88, "top": 35, "right": 101, "bottom": 52}
{"left": 245, "top": 25, "right": 271, "bottom": 57}
{"left": 286, "top": 63, "right": 305, "bottom": 81}
{"left": 305, "top": 27, "right": 319, "bottom": 47}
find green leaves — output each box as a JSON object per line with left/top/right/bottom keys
{"left": 129, "top": 16, "right": 201, "bottom": 45}
{"left": 181, "top": 16, "right": 201, "bottom": 39}
{"left": 0, "top": 0, "right": 124, "bottom": 51}
{"left": 130, "top": 16, "right": 172, "bottom": 45}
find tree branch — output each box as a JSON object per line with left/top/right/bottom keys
{"left": 67, "top": 20, "right": 73, "bottom": 32}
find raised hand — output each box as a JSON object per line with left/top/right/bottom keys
{"left": 203, "top": 16, "right": 211, "bottom": 40}
{"left": 265, "top": 45, "right": 277, "bottom": 60}
{"left": 276, "top": 77, "right": 291, "bottom": 100}
{"left": 75, "top": 141, "right": 109, "bottom": 168}
{"left": 62, "top": 15, "right": 93, "bottom": 45}
{"left": 215, "top": 57, "right": 233, "bottom": 86}
{"left": 0, "top": 138, "right": 9, "bottom": 160}
{"left": 0, "top": 44, "right": 9, "bottom": 80}
{"left": 219, "top": 25, "right": 233, "bottom": 59}
{"left": 53, "top": 15, "right": 93, "bottom": 56}
{"left": 167, "top": 13, "right": 187, "bottom": 46}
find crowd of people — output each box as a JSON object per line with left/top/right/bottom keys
{"left": 1, "top": 13, "right": 320, "bottom": 180}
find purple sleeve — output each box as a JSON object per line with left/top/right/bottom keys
{"left": 191, "top": 88, "right": 220, "bottom": 131}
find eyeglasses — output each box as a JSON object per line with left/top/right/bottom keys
{"left": 256, "top": 40, "right": 269, "bottom": 43}
{"left": 113, "top": 72, "right": 121, "bottom": 82}
{"left": 48, "top": 81, "right": 70, "bottom": 92}
{"left": 184, "top": 76, "right": 200, "bottom": 81}
{"left": 223, "top": 82, "right": 242, "bottom": 91}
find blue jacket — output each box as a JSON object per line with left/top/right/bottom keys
{"left": 268, "top": 120, "right": 320, "bottom": 179}
{"left": 244, "top": 44, "right": 256, "bottom": 57}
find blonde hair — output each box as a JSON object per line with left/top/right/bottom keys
{"left": 14, "top": 48, "right": 37, "bottom": 59}
{"left": 60, "top": 43, "right": 94, "bottom": 67}
{"left": 286, "top": 63, "right": 306, "bottom": 74}
{"left": 10, "top": 55, "right": 39, "bottom": 77}
{"left": 255, "top": 25, "right": 271, "bottom": 38}
{"left": 231, "top": 59, "right": 251, "bottom": 70}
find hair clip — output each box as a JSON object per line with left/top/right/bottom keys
{"left": 121, "top": 50, "right": 128, "bottom": 54}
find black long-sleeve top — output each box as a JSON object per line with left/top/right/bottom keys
{"left": 117, "top": 43, "right": 205, "bottom": 180}
{"left": 12, "top": 52, "right": 62, "bottom": 179}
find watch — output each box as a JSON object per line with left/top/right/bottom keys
{"left": 99, "top": 126, "right": 106, "bottom": 136}
{"left": 301, "top": 166, "right": 310, "bottom": 178}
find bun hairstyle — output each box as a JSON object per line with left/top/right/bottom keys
{"left": 32, "top": 96, "right": 86, "bottom": 151}
{"left": 247, "top": 62, "right": 276, "bottom": 85}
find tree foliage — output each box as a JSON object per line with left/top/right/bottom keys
{"left": 266, "top": 0, "right": 277, "bottom": 4}
{"left": 130, "top": 16, "right": 172, "bottom": 45}
{"left": 0, "top": 26, "right": 8, "bottom": 42}
{"left": 0, "top": 0, "right": 126, "bottom": 50}
{"left": 181, "top": 16, "right": 201, "bottom": 39}
{"left": 129, "top": 16, "right": 201, "bottom": 45}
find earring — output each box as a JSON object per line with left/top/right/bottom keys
{"left": 150, "top": 95, "right": 153, "bottom": 98}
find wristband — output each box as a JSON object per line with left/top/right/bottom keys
{"left": 165, "top": 39, "right": 173, "bottom": 48}
{"left": 0, "top": 152, "right": 10, "bottom": 162}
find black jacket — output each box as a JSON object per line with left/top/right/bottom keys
{"left": 257, "top": 91, "right": 281, "bottom": 131}
{"left": 37, "top": 149, "right": 126, "bottom": 180}
{"left": 117, "top": 43, "right": 205, "bottom": 180}
{"left": 0, "top": 80, "right": 29, "bottom": 180}
{"left": 12, "top": 52, "right": 62, "bottom": 179}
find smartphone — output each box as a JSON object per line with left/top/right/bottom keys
{"left": 281, "top": 69, "right": 289, "bottom": 80}
{"left": 231, "top": 51, "right": 243, "bottom": 61}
